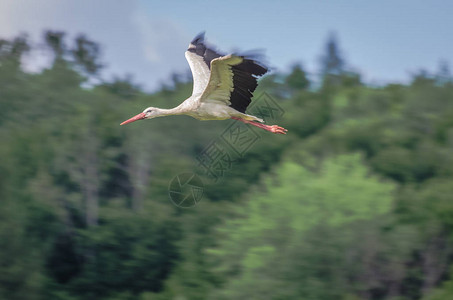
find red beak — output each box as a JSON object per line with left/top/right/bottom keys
{"left": 120, "top": 112, "right": 146, "bottom": 125}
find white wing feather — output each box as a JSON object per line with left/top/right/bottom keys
{"left": 185, "top": 51, "right": 211, "bottom": 97}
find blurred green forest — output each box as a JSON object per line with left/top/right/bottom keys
{"left": 2, "top": 31, "right": 453, "bottom": 300}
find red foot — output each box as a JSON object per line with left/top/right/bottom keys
{"left": 264, "top": 124, "right": 288, "bottom": 134}
{"left": 232, "top": 117, "right": 288, "bottom": 135}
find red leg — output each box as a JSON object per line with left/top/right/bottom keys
{"left": 231, "top": 117, "right": 287, "bottom": 134}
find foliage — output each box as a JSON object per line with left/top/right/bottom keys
{"left": 1, "top": 31, "right": 453, "bottom": 300}
{"left": 206, "top": 154, "right": 396, "bottom": 299}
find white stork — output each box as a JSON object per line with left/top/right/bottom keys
{"left": 120, "top": 33, "right": 287, "bottom": 134}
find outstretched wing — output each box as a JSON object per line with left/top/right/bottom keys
{"left": 185, "top": 32, "right": 223, "bottom": 97}
{"left": 200, "top": 54, "right": 268, "bottom": 113}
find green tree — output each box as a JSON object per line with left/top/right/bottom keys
{"left": 72, "top": 34, "right": 103, "bottom": 76}
{"left": 320, "top": 32, "right": 344, "bottom": 88}
{"left": 207, "top": 154, "right": 396, "bottom": 299}
{"left": 285, "top": 63, "right": 310, "bottom": 90}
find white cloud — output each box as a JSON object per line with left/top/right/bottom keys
{"left": 133, "top": 12, "right": 187, "bottom": 63}
{"left": 0, "top": 0, "right": 191, "bottom": 91}
{"left": 131, "top": 9, "right": 191, "bottom": 79}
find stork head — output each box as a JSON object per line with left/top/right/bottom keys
{"left": 120, "top": 107, "right": 160, "bottom": 125}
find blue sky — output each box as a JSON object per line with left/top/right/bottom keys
{"left": 0, "top": 0, "right": 452, "bottom": 90}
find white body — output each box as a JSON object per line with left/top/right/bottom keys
{"left": 177, "top": 97, "right": 261, "bottom": 122}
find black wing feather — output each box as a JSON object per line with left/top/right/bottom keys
{"left": 187, "top": 32, "right": 223, "bottom": 68}
{"left": 229, "top": 58, "right": 268, "bottom": 113}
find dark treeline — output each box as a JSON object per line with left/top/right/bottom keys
{"left": 1, "top": 31, "right": 453, "bottom": 300}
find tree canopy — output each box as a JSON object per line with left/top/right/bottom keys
{"left": 1, "top": 31, "right": 453, "bottom": 300}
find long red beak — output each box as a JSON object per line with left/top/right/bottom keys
{"left": 120, "top": 112, "right": 146, "bottom": 125}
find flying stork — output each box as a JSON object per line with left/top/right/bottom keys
{"left": 120, "top": 33, "right": 287, "bottom": 134}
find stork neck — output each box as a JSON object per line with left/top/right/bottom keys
{"left": 157, "top": 105, "right": 188, "bottom": 116}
